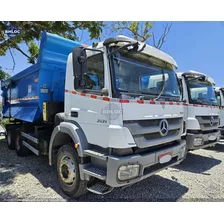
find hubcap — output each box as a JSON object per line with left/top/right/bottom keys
{"left": 59, "top": 155, "right": 76, "bottom": 185}
{"left": 7, "top": 132, "right": 11, "bottom": 146}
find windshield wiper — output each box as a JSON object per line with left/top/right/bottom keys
{"left": 119, "top": 90, "right": 156, "bottom": 99}
{"left": 161, "top": 96, "right": 180, "bottom": 102}
{"left": 153, "top": 73, "right": 166, "bottom": 101}
{"left": 207, "top": 98, "right": 218, "bottom": 106}
{"left": 191, "top": 99, "right": 209, "bottom": 105}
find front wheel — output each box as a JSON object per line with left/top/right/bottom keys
{"left": 56, "top": 144, "right": 87, "bottom": 198}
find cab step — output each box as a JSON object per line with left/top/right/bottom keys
{"left": 87, "top": 182, "right": 113, "bottom": 195}
{"left": 83, "top": 165, "right": 106, "bottom": 180}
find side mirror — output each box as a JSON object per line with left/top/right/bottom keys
{"left": 72, "top": 46, "right": 87, "bottom": 89}
{"left": 183, "top": 99, "right": 187, "bottom": 103}
{"left": 72, "top": 46, "right": 87, "bottom": 76}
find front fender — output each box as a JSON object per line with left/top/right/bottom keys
{"left": 49, "top": 122, "right": 88, "bottom": 165}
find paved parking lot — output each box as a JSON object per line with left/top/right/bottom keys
{"left": 0, "top": 137, "right": 224, "bottom": 202}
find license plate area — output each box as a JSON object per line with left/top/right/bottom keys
{"left": 158, "top": 152, "right": 172, "bottom": 164}
{"left": 143, "top": 155, "right": 178, "bottom": 176}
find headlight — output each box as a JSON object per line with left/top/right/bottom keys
{"left": 118, "top": 164, "right": 140, "bottom": 181}
{"left": 193, "top": 137, "right": 203, "bottom": 146}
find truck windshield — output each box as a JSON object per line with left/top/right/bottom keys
{"left": 110, "top": 50, "right": 180, "bottom": 101}
{"left": 186, "top": 78, "right": 218, "bottom": 106}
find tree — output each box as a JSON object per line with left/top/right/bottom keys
{"left": 0, "top": 21, "right": 172, "bottom": 80}
{"left": 0, "top": 21, "right": 104, "bottom": 66}
{"left": 108, "top": 21, "right": 172, "bottom": 49}
{"left": 0, "top": 66, "right": 10, "bottom": 81}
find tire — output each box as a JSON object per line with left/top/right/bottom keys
{"left": 15, "top": 130, "right": 29, "bottom": 157}
{"left": 6, "top": 127, "right": 17, "bottom": 150}
{"left": 56, "top": 144, "right": 87, "bottom": 198}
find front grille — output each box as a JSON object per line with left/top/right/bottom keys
{"left": 196, "top": 115, "right": 219, "bottom": 131}
{"left": 144, "top": 129, "right": 179, "bottom": 140}
{"left": 123, "top": 117, "right": 182, "bottom": 149}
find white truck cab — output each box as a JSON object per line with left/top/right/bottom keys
{"left": 177, "top": 71, "right": 220, "bottom": 150}
{"left": 57, "top": 35, "right": 187, "bottom": 197}
{"left": 214, "top": 87, "right": 224, "bottom": 136}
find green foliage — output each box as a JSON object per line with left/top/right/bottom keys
{"left": 0, "top": 118, "right": 10, "bottom": 129}
{"left": 0, "top": 21, "right": 105, "bottom": 64}
{"left": 111, "top": 21, "right": 154, "bottom": 43}
{"left": 27, "top": 41, "right": 39, "bottom": 64}
{"left": 0, "top": 21, "right": 172, "bottom": 78}
{"left": 0, "top": 66, "right": 10, "bottom": 81}
{"left": 110, "top": 21, "right": 172, "bottom": 49}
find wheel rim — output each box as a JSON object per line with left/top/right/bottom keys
{"left": 15, "top": 134, "right": 20, "bottom": 151}
{"left": 7, "top": 131, "right": 11, "bottom": 146}
{"left": 59, "top": 155, "right": 76, "bottom": 185}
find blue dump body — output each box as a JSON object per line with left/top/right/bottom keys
{"left": 1, "top": 31, "right": 81, "bottom": 122}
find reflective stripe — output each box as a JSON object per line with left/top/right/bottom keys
{"left": 103, "top": 97, "right": 110, "bottom": 101}
{"left": 65, "top": 89, "right": 184, "bottom": 106}
{"left": 137, "top": 100, "right": 144, "bottom": 104}
{"left": 119, "top": 99, "right": 129, "bottom": 103}
{"left": 90, "top": 95, "right": 97, "bottom": 99}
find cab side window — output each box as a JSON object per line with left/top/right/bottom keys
{"left": 85, "top": 52, "right": 104, "bottom": 92}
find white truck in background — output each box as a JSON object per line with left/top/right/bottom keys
{"left": 214, "top": 87, "right": 224, "bottom": 136}
{"left": 2, "top": 32, "right": 187, "bottom": 198}
{"left": 177, "top": 71, "right": 220, "bottom": 150}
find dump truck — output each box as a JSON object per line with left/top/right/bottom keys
{"left": 177, "top": 71, "right": 220, "bottom": 150}
{"left": 214, "top": 87, "right": 224, "bottom": 136}
{"left": 1, "top": 31, "right": 187, "bottom": 198}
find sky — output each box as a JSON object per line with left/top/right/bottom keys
{"left": 1, "top": 21, "right": 224, "bottom": 86}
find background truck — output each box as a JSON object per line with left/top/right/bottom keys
{"left": 177, "top": 71, "right": 220, "bottom": 150}
{"left": 1, "top": 31, "right": 187, "bottom": 198}
{"left": 214, "top": 87, "right": 224, "bottom": 136}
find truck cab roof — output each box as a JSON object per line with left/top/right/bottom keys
{"left": 214, "top": 86, "right": 224, "bottom": 92}
{"left": 177, "top": 71, "right": 215, "bottom": 85}
{"left": 92, "top": 35, "right": 178, "bottom": 69}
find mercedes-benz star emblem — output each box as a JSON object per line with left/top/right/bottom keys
{"left": 210, "top": 116, "right": 214, "bottom": 126}
{"left": 159, "top": 119, "right": 169, "bottom": 136}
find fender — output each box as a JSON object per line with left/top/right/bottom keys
{"left": 49, "top": 121, "right": 88, "bottom": 165}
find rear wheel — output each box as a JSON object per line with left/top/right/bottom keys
{"left": 6, "top": 127, "right": 17, "bottom": 150}
{"left": 56, "top": 144, "right": 87, "bottom": 198}
{"left": 15, "top": 130, "right": 29, "bottom": 157}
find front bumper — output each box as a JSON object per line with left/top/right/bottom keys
{"left": 106, "top": 140, "right": 187, "bottom": 188}
{"left": 219, "top": 126, "right": 224, "bottom": 136}
{"left": 186, "top": 130, "right": 221, "bottom": 150}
